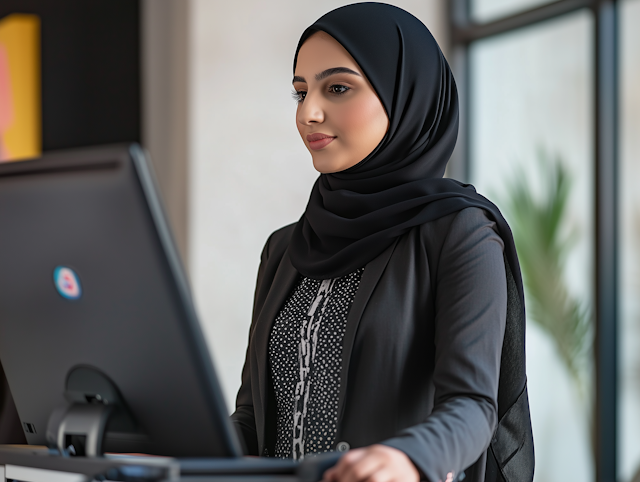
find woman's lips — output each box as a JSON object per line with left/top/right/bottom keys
{"left": 307, "top": 133, "right": 336, "bottom": 150}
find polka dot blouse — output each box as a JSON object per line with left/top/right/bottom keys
{"left": 268, "top": 268, "right": 365, "bottom": 460}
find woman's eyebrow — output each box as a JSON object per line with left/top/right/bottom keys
{"left": 316, "top": 67, "right": 361, "bottom": 80}
{"left": 292, "top": 67, "right": 362, "bottom": 84}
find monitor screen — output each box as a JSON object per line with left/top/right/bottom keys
{"left": 0, "top": 144, "right": 243, "bottom": 458}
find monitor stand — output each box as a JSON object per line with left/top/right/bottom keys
{"left": 46, "top": 366, "right": 136, "bottom": 456}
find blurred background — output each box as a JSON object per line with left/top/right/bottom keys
{"left": 0, "top": 0, "right": 637, "bottom": 481}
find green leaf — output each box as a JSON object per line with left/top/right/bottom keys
{"left": 498, "top": 149, "right": 593, "bottom": 399}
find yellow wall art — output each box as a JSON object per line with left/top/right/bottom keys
{"left": 0, "top": 14, "right": 41, "bottom": 162}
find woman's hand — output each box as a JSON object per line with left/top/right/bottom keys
{"left": 322, "top": 445, "right": 420, "bottom": 482}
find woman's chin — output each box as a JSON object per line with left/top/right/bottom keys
{"left": 312, "top": 157, "right": 341, "bottom": 174}
{"left": 311, "top": 155, "right": 357, "bottom": 174}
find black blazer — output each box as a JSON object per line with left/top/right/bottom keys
{"left": 232, "top": 207, "right": 534, "bottom": 482}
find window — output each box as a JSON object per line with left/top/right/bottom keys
{"left": 449, "top": 0, "right": 624, "bottom": 479}
{"left": 470, "top": 12, "right": 594, "bottom": 478}
{"left": 472, "top": 0, "right": 557, "bottom": 22}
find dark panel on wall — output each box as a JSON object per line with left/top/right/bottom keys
{"left": 0, "top": 0, "right": 140, "bottom": 151}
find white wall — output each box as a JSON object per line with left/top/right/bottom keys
{"left": 187, "top": 0, "right": 447, "bottom": 411}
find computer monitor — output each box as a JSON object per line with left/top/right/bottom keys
{"left": 0, "top": 144, "right": 243, "bottom": 458}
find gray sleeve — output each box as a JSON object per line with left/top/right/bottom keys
{"left": 382, "top": 207, "right": 507, "bottom": 482}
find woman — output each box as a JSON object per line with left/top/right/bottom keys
{"left": 231, "top": 4, "right": 534, "bottom": 482}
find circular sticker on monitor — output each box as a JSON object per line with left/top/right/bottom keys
{"left": 53, "top": 266, "right": 82, "bottom": 300}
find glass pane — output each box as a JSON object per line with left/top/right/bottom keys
{"left": 471, "top": 0, "right": 554, "bottom": 23}
{"left": 470, "top": 11, "right": 594, "bottom": 482}
{"left": 619, "top": 0, "right": 640, "bottom": 480}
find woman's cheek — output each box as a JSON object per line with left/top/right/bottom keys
{"left": 340, "top": 97, "right": 387, "bottom": 153}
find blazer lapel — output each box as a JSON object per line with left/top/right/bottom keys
{"left": 250, "top": 248, "right": 299, "bottom": 450}
{"left": 337, "top": 238, "right": 399, "bottom": 427}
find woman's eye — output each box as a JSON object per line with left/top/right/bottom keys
{"left": 292, "top": 90, "right": 307, "bottom": 103}
{"left": 329, "top": 84, "right": 350, "bottom": 95}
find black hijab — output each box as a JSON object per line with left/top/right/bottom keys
{"left": 288, "top": 2, "right": 523, "bottom": 308}
{"left": 288, "top": 6, "right": 534, "bottom": 478}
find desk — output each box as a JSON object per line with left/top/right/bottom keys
{"left": 0, "top": 446, "right": 311, "bottom": 482}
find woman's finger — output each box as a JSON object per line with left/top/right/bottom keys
{"left": 363, "top": 468, "right": 395, "bottom": 482}
{"left": 322, "top": 466, "right": 337, "bottom": 482}
{"left": 334, "top": 449, "right": 366, "bottom": 474}
{"left": 324, "top": 449, "right": 365, "bottom": 482}
{"left": 339, "top": 450, "right": 386, "bottom": 482}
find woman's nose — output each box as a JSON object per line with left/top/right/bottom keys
{"left": 297, "top": 92, "right": 324, "bottom": 125}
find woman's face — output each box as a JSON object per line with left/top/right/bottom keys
{"left": 293, "top": 31, "right": 389, "bottom": 174}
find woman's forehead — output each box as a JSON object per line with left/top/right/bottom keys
{"left": 294, "top": 31, "right": 360, "bottom": 78}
